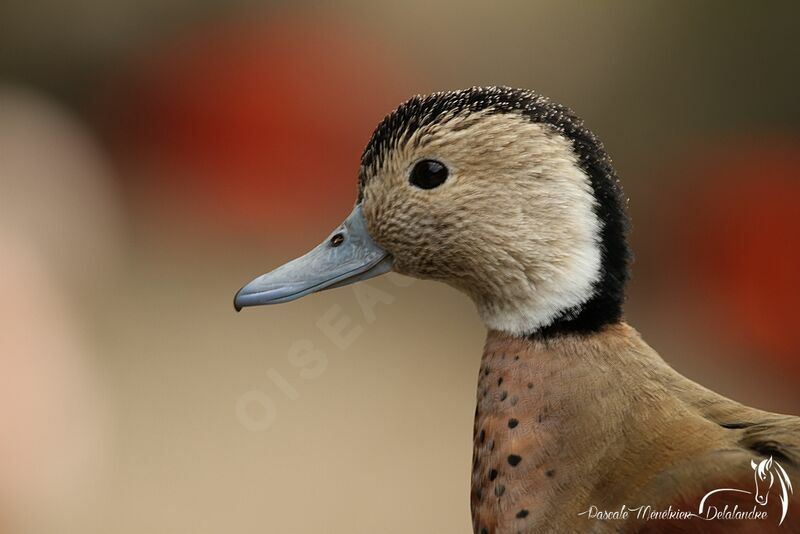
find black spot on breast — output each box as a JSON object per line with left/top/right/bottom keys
{"left": 495, "top": 484, "right": 505, "bottom": 497}
{"left": 479, "top": 429, "right": 486, "bottom": 443}
{"left": 527, "top": 383, "right": 533, "bottom": 389}
{"left": 481, "top": 528, "right": 489, "bottom": 534}
{"left": 500, "top": 391, "right": 508, "bottom": 401}
{"left": 508, "top": 454, "right": 522, "bottom": 467}
{"left": 488, "top": 468, "right": 498, "bottom": 481}
{"left": 497, "top": 377, "right": 503, "bottom": 386}
{"left": 545, "top": 469, "right": 555, "bottom": 478}
{"left": 508, "top": 418, "right": 519, "bottom": 429}
{"left": 516, "top": 509, "right": 529, "bottom": 519}
{"left": 484, "top": 368, "right": 490, "bottom": 376}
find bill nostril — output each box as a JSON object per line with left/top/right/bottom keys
{"left": 330, "top": 233, "right": 345, "bottom": 247}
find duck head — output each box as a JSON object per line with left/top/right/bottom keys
{"left": 235, "top": 87, "right": 630, "bottom": 338}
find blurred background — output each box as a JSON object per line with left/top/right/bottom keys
{"left": 0, "top": 1, "right": 798, "bottom": 532}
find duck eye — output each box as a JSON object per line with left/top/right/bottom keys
{"left": 410, "top": 159, "right": 448, "bottom": 190}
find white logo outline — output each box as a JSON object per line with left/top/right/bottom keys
{"left": 698, "top": 456, "right": 794, "bottom": 526}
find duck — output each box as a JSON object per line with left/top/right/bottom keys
{"left": 234, "top": 86, "right": 799, "bottom": 533}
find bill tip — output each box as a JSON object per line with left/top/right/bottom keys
{"left": 233, "top": 289, "right": 243, "bottom": 312}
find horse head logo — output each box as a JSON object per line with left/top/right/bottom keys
{"left": 751, "top": 457, "right": 774, "bottom": 505}
{"left": 750, "top": 456, "right": 793, "bottom": 524}
{"left": 699, "top": 456, "right": 793, "bottom": 526}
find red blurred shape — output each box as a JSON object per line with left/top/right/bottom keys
{"left": 676, "top": 138, "right": 800, "bottom": 365}
{"left": 107, "top": 10, "right": 416, "bottom": 234}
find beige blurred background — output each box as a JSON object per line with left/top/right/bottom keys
{"left": 1, "top": 1, "right": 799, "bottom": 533}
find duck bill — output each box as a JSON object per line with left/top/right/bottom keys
{"left": 234, "top": 205, "right": 393, "bottom": 311}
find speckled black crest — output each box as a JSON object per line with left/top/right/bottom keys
{"left": 358, "top": 86, "right": 631, "bottom": 337}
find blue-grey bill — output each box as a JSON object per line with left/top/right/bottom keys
{"left": 234, "top": 205, "right": 392, "bottom": 311}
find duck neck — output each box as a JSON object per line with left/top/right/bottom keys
{"left": 469, "top": 325, "right": 653, "bottom": 533}
{"left": 531, "top": 142, "right": 631, "bottom": 339}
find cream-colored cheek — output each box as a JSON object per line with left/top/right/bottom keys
{"left": 365, "top": 205, "right": 454, "bottom": 280}
{"left": 361, "top": 187, "right": 420, "bottom": 273}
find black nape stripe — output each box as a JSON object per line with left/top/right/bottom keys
{"left": 358, "top": 86, "right": 631, "bottom": 338}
